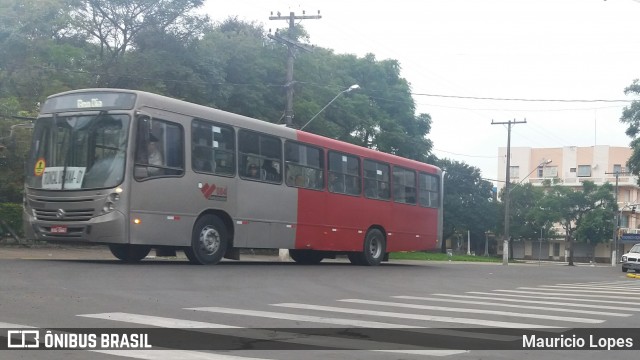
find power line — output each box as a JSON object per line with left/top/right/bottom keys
{"left": 433, "top": 148, "right": 498, "bottom": 158}
{"left": 412, "top": 93, "right": 633, "bottom": 103}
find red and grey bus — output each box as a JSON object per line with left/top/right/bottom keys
{"left": 23, "top": 89, "right": 443, "bottom": 265}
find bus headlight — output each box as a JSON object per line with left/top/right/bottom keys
{"left": 103, "top": 190, "right": 122, "bottom": 214}
{"left": 103, "top": 202, "right": 115, "bottom": 213}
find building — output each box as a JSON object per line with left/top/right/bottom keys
{"left": 497, "top": 145, "right": 639, "bottom": 263}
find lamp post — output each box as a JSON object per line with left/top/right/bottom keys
{"left": 503, "top": 159, "right": 552, "bottom": 265}
{"left": 300, "top": 84, "right": 359, "bottom": 130}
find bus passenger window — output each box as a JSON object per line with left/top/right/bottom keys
{"left": 191, "top": 119, "right": 235, "bottom": 176}
{"left": 328, "top": 151, "right": 360, "bottom": 195}
{"left": 135, "top": 117, "right": 183, "bottom": 180}
{"left": 284, "top": 141, "right": 324, "bottom": 190}
{"left": 239, "top": 130, "right": 282, "bottom": 184}
{"left": 393, "top": 166, "right": 416, "bottom": 204}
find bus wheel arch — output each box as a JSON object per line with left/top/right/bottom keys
{"left": 185, "top": 212, "right": 231, "bottom": 265}
{"left": 348, "top": 226, "right": 387, "bottom": 266}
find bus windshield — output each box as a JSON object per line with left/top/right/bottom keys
{"left": 26, "top": 113, "right": 130, "bottom": 190}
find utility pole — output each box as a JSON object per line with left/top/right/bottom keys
{"left": 269, "top": 11, "right": 321, "bottom": 128}
{"left": 605, "top": 169, "right": 630, "bottom": 266}
{"left": 492, "top": 119, "right": 527, "bottom": 265}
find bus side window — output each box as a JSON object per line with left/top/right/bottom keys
{"left": 191, "top": 119, "right": 235, "bottom": 176}
{"left": 239, "top": 130, "right": 282, "bottom": 183}
{"left": 135, "top": 117, "right": 184, "bottom": 180}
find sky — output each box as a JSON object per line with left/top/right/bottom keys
{"left": 202, "top": 0, "right": 640, "bottom": 182}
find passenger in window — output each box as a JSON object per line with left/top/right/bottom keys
{"left": 379, "top": 182, "right": 390, "bottom": 199}
{"left": 329, "top": 172, "right": 345, "bottom": 193}
{"left": 247, "top": 163, "right": 260, "bottom": 179}
{"left": 147, "top": 134, "right": 164, "bottom": 175}
{"left": 262, "top": 160, "right": 280, "bottom": 181}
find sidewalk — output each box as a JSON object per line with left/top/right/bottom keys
{"left": 0, "top": 243, "right": 117, "bottom": 260}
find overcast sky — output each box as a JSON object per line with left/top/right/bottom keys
{"left": 203, "top": 0, "right": 640, "bottom": 181}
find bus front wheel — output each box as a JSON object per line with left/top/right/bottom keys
{"left": 349, "top": 229, "right": 386, "bottom": 266}
{"left": 185, "top": 215, "right": 228, "bottom": 265}
{"left": 109, "top": 244, "right": 151, "bottom": 263}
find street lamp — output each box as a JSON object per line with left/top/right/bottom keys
{"left": 300, "top": 84, "right": 360, "bottom": 130}
{"left": 503, "top": 158, "right": 552, "bottom": 265}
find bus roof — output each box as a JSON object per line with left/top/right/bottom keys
{"left": 46, "top": 88, "right": 440, "bottom": 174}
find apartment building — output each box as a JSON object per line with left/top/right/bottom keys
{"left": 496, "top": 145, "right": 639, "bottom": 263}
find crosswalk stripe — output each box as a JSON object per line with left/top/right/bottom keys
{"left": 538, "top": 284, "right": 640, "bottom": 291}
{"left": 515, "top": 287, "right": 640, "bottom": 295}
{"left": 468, "top": 291, "right": 639, "bottom": 305}
{"left": 556, "top": 281, "right": 637, "bottom": 286}
{"left": 189, "top": 306, "right": 519, "bottom": 342}
{"left": 394, "top": 295, "right": 631, "bottom": 316}
{"left": 0, "top": 322, "right": 34, "bottom": 328}
{"left": 493, "top": 289, "right": 636, "bottom": 300}
{"left": 95, "top": 350, "right": 467, "bottom": 359}
{"left": 78, "top": 313, "right": 240, "bottom": 328}
{"left": 373, "top": 350, "right": 468, "bottom": 356}
{"left": 337, "top": 299, "right": 604, "bottom": 324}
{"left": 186, "top": 306, "right": 420, "bottom": 328}
{"left": 93, "top": 350, "right": 271, "bottom": 360}
{"left": 78, "top": 312, "right": 464, "bottom": 355}
{"left": 272, "top": 303, "right": 557, "bottom": 328}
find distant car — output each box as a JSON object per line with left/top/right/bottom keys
{"left": 621, "top": 243, "right": 640, "bottom": 273}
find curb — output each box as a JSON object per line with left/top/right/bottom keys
{"left": 626, "top": 273, "right": 640, "bottom": 279}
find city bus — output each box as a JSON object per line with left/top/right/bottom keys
{"left": 23, "top": 88, "right": 443, "bottom": 266}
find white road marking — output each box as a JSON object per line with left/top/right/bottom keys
{"left": 468, "top": 291, "right": 640, "bottom": 305}
{"left": 515, "top": 287, "right": 640, "bottom": 295}
{"left": 78, "top": 313, "right": 239, "bottom": 328}
{"left": 272, "top": 303, "right": 557, "bottom": 328}
{"left": 189, "top": 306, "right": 519, "bottom": 342}
{"left": 186, "top": 306, "right": 419, "bottom": 328}
{"left": 338, "top": 299, "right": 603, "bottom": 324}
{"left": 493, "top": 289, "right": 637, "bottom": 300}
{"left": 94, "top": 350, "right": 271, "bottom": 360}
{"left": 78, "top": 312, "right": 463, "bottom": 355}
{"left": 394, "top": 295, "right": 631, "bottom": 316}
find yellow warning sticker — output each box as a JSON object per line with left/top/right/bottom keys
{"left": 34, "top": 158, "right": 46, "bottom": 176}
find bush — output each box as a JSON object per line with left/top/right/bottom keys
{"left": 0, "top": 202, "right": 23, "bottom": 237}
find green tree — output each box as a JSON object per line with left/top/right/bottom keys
{"left": 435, "top": 158, "right": 497, "bottom": 254}
{"left": 620, "top": 79, "right": 640, "bottom": 177}
{"left": 69, "top": 0, "right": 209, "bottom": 87}
{"left": 538, "top": 181, "right": 615, "bottom": 265}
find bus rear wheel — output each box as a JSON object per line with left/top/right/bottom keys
{"left": 289, "top": 249, "right": 325, "bottom": 264}
{"left": 109, "top": 244, "right": 151, "bottom": 263}
{"left": 348, "top": 229, "right": 386, "bottom": 266}
{"left": 185, "top": 215, "right": 228, "bottom": 265}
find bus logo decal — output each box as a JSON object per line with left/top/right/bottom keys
{"left": 200, "top": 183, "right": 228, "bottom": 201}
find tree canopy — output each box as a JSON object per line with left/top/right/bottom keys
{"left": 0, "top": 0, "right": 435, "bottom": 202}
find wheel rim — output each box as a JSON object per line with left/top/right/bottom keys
{"left": 199, "top": 225, "right": 220, "bottom": 255}
{"left": 369, "top": 235, "right": 382, "bottom": 259}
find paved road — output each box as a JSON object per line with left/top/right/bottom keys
{"left": 0, "top": 245, "right": 638, "bottom": 360}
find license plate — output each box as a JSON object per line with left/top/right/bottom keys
{"left": 50, "top": 225, "right": 67, "bottom": 234}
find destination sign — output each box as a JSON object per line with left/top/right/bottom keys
{"left": 41, "top": 92, "right": 136, "bottom": 113}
